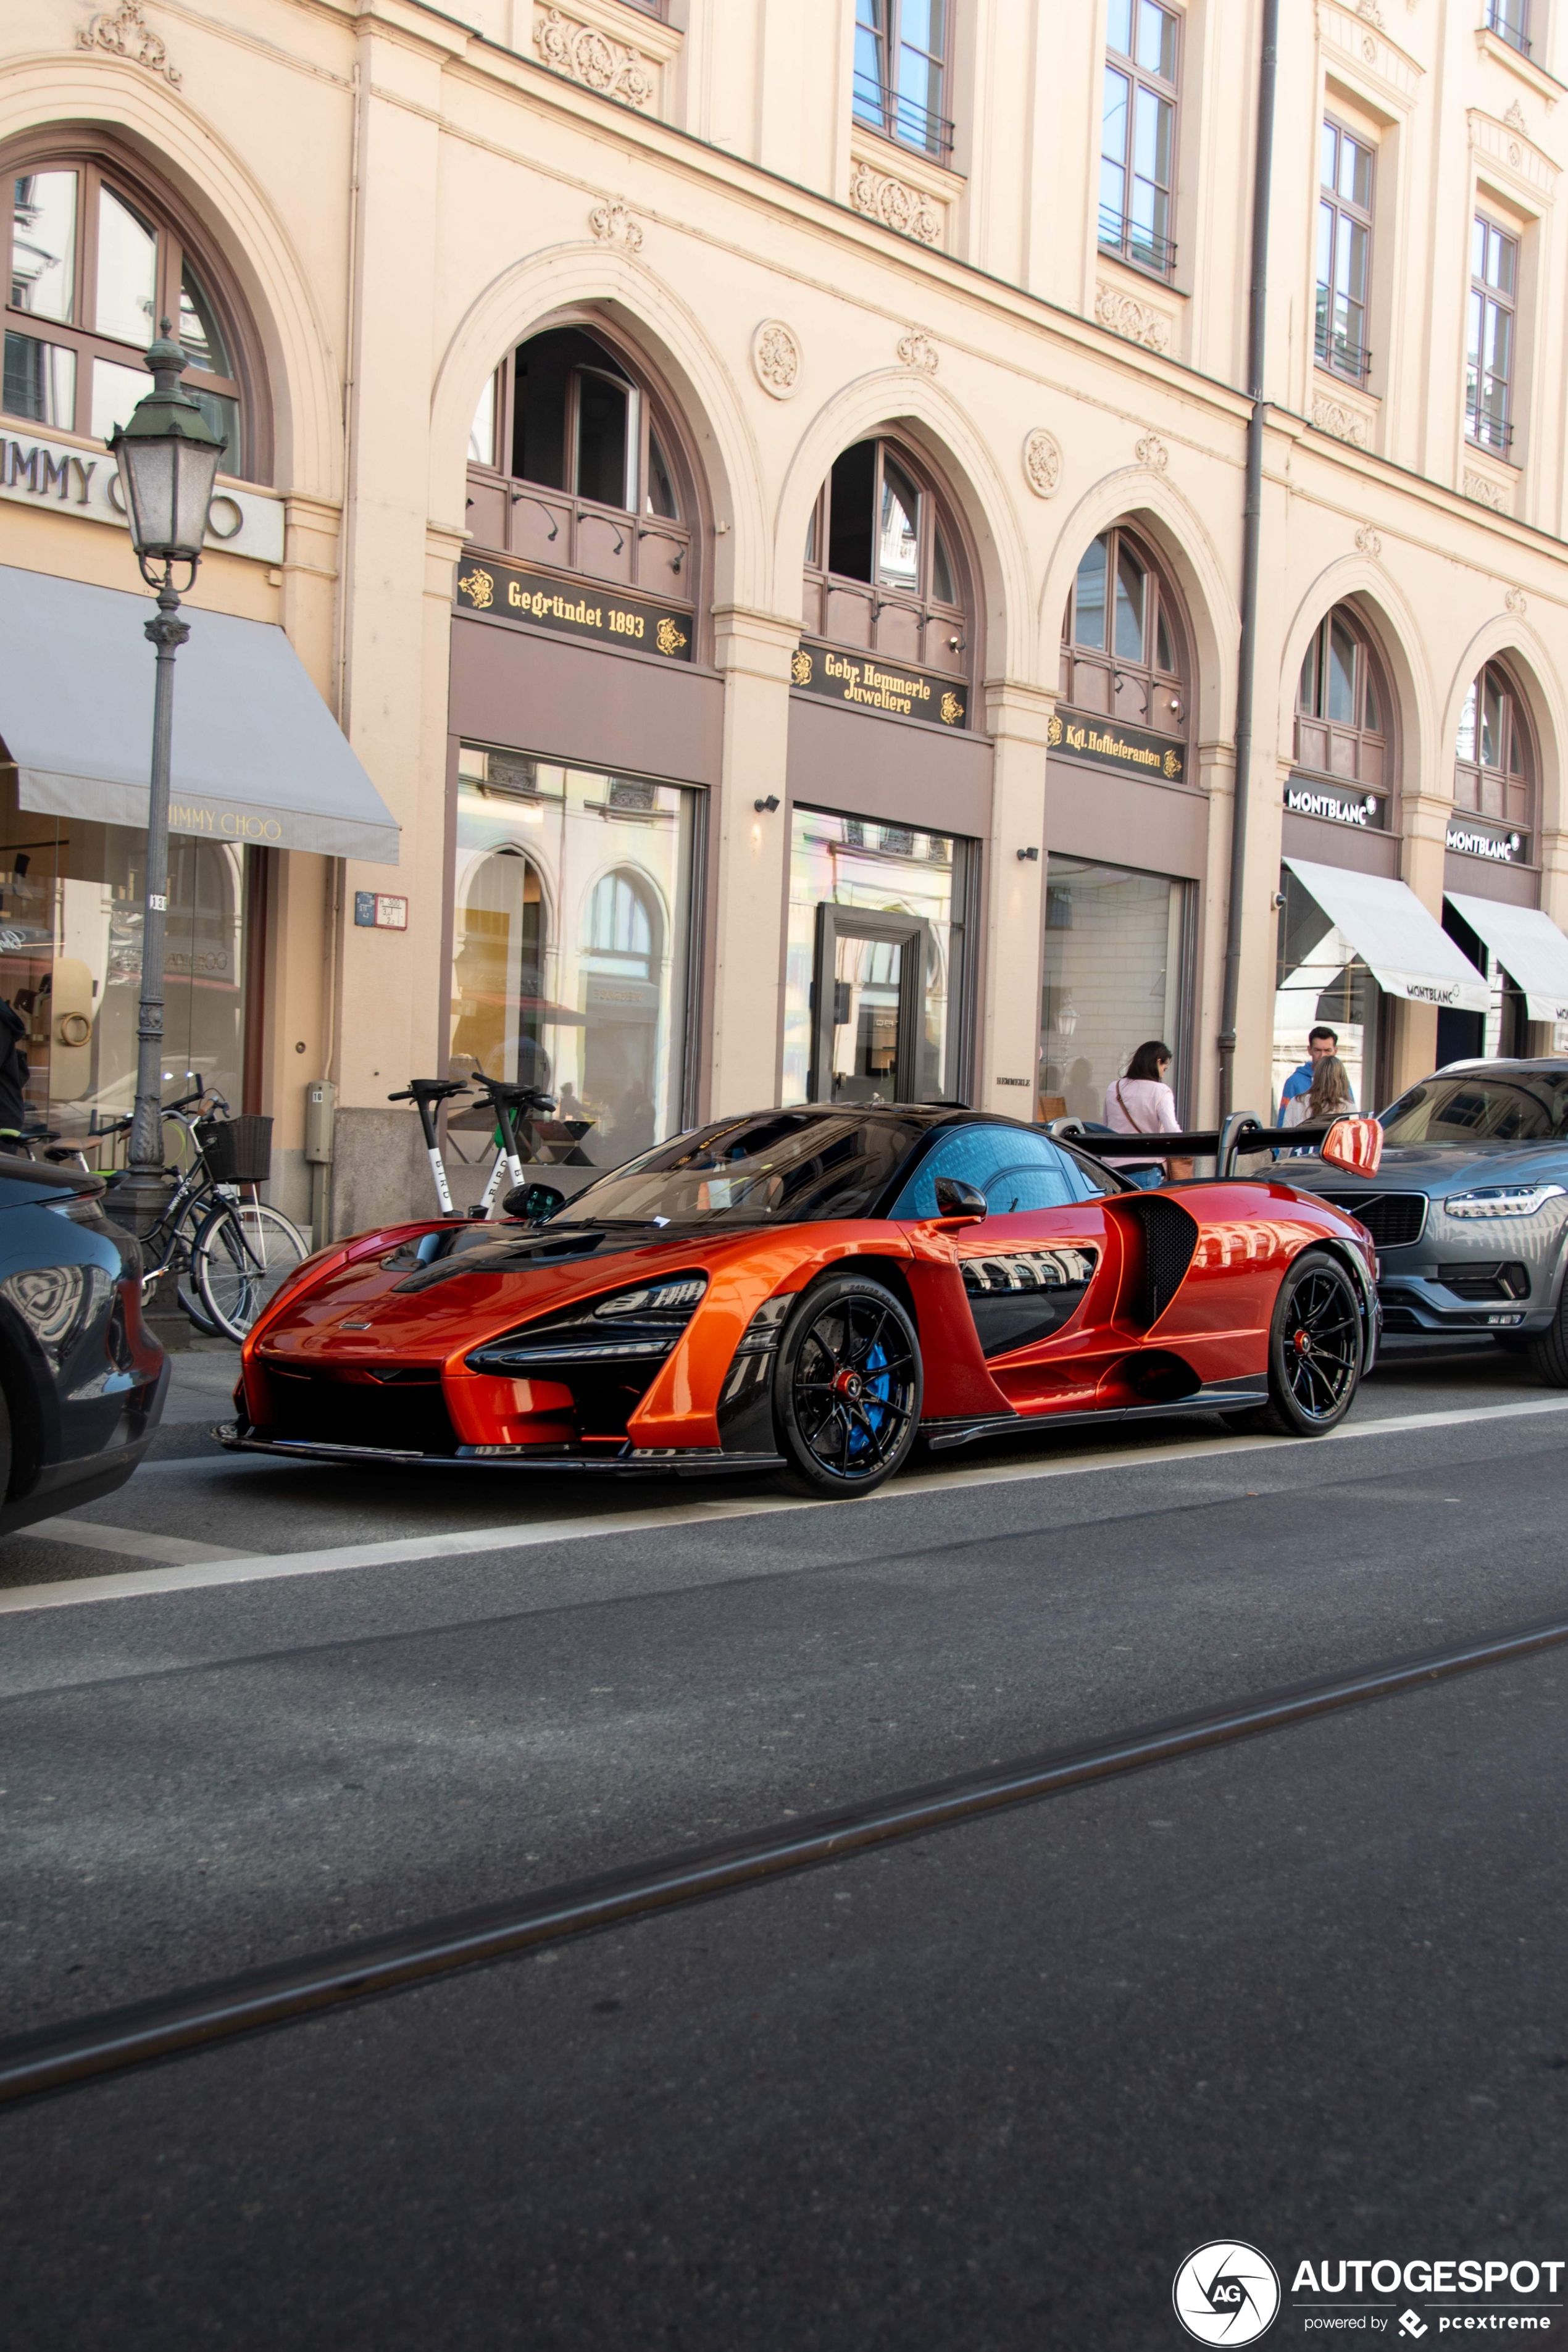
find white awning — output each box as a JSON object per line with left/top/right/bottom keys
{"left": 0, "top": 564, "right": 398, "bottom": 864}
{"left": 1446, "top": 890, "right": 1568, "bottom": 1025}
{"left": 1283, "top": 856, "right": 1489, "bottom": 1014}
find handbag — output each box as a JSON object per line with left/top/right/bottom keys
{"left": 1115, "top": 1083, "right": 1193, "bottom": 1183}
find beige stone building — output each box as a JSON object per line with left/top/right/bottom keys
{"left": 5, "top": 0, "right": 1568, "bottom": 1236}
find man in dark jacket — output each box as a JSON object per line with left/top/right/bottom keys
{"left": 0, "top": 996, "right": 30, "bottom": 1146}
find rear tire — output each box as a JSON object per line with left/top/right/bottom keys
{"left": 773, "top": 1274, "right": 922, "bottom": 1498}
{"left": 1223, "top": 1249, "right": 1362, "bottom": 1437}
{"left": 1526, "top": 1282, "right": 1568, "bottom": 1385}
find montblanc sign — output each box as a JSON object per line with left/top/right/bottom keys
{"left": 1447, "top": 817, "right": 1525, "bottom": 864}
{"left": 1285, "top": 780, "right": 1383, "bottom": 829}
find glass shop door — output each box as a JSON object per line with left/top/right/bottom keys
{"left": 808, "top": 905, "right": 932, "bottom": 1106}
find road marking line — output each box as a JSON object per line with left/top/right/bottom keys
{"left": 2, "top": 1393, "right": 1566, "bottom": 1617}
{"left": 14, "top": 1520, "right": 255, "bottom": 1566}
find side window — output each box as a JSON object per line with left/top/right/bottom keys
{"left": 889, "top": 1125, "right": 1099, "bottom": 1218}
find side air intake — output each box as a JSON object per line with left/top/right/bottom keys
{"left": 1119, "top": 1196, "right": 1199, "bottom": 1325}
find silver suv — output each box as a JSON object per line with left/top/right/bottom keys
{"left": 1285, "top": 1058, "right": 1568, "bottom": 1380}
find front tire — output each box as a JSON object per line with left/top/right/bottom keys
{"left": 1526, "top": 1281, "right": 1568, "bottom": 1385}
{"left": 1224, "top": 1249, "right": 1362, "bottom": 1437}
{"left": 773, "top": 1274, "right": 922, "bottom": 1497}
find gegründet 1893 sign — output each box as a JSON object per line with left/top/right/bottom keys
{"left": 454, "top": 556, "right": 693, "bottom": 661}
{"left": 1047, "top": 709, "right": 1186, "bottom": 783}
{"left": 790, "top": 641, "right": 969, "bottom": 728}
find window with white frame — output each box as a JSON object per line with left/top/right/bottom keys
{"left": 853, "top": 1, "right": 953, "bottom": 162}
{"left": 1099, "top": 0, "right": 1180, "bottom": 279}
{"left": 1467, "top": 214, "right": 1519, "bottom": 454}
{"left": 1485, "top": 1, "right": 1532, "bottom": 57}
{"left": 1317, "top": 119, "right": 1374, "bottom": 382}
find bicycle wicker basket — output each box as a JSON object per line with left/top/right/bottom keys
{"left": 196, "top": 1113, "right": 273, "bottom": 1185}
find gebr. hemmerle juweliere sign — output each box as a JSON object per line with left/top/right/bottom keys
{"left": 1047, "top": 709, "right": 1186, "bottom": 784}
{"left": 454, "top": 557, "right": 693, "bottom": 662}
{"left": 790, "top": 642, "right": 969, "bottom": 729}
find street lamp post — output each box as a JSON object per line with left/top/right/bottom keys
{"left": 104, "top": 320, "right": 227, "bottom": 1235}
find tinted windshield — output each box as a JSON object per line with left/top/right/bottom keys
{"left": 1381, "top": 1072, "right": 1568, "bottom": 1146}
{"left": 553, "top": 1112, "right": 925, "bottom": 1225}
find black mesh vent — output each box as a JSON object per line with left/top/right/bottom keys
{"left": 1124, "top": 1197, "right": 1199, "bottom": 1324}
{"left": 259, "top": 1368, "right": 459, "bottom": 1455}
{"left": 1437, "top": 1261, "right": 1530, "bottom": 1301}
{"left": 1319, "top": 1191, "right": 1427, "bottom": 1248}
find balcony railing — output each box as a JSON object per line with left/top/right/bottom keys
{"left": 851, "top": 73, "right": 955, "bottom": 162}
{"left": 1097, "top": 204, "right": 1177, "bottom": 280}
{"left": 1466, "top": 398, "right": 1516, "bottom": 454}
{"left": 1485, "top": 2, "right": 1532, "bottom": 56}
{"left": 1314, "top": 320, "right": 1373, "bottom": 383}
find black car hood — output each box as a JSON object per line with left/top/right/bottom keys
{"left": 1286, "top": 1140, "right": 1568, "bottom": 1196}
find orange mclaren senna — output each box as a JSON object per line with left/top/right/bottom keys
{"left": 220, "top": 1105, "right": 1385, "bottom": 1497}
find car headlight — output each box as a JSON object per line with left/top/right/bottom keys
{"left": 467, "top": 1273, "right": 708, "bottom": 1372}
{"left": 1443, "top": 1184, "right": 1567, "bottom": 1219}
{"left": 591, "top": 1277, "right": 707, "bottom": 1320}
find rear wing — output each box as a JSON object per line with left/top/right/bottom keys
{"left": 1046, "top": 1112, "right": 1353, "bottom": 1182}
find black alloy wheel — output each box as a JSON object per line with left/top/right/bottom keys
{"left": 1224, "top": 1249, "right": 1362, "bottom": 1437}
{"left": 774, "top": 1274, "right": 922, "bottom": 1496}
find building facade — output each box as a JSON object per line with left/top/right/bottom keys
{"left": 6, "top": 0, "right": 1568, "bottom": 1235}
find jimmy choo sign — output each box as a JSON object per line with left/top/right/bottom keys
{"left": 0, "top": 430, "right": 283, "bottom": 562}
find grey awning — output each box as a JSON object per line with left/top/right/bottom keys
{"left": 1283, "top": 857, "right": 1489, "bottom": 1014}
{"left": 0, "top": 564, "right": 398, "bottom": 864}
{"left": 1446, "top": 890, "right": 1568, "bottom": 1025}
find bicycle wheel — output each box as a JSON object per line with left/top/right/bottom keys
{"left": 192, "top": 1201, "right": 309, "bottom": 1341}
{"left": 168, "top": 1196, "right": 221, "bottom": 1336}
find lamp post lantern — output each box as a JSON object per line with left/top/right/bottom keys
{"left": 104, "top": 320, "right": 226, "bottom": 1233}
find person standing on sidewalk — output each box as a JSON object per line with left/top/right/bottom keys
{"left": 1103, "top": 1041, "right": 1182, "bottom": 1190}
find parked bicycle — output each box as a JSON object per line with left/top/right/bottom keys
{"left": 390, "top": 1075, "right": 556, "bottom": 1217}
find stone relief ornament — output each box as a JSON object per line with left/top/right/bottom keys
{"left": 77, "top": 0, "right": 180, "bottom": 84}
{"left": 1464, "top": 470, "right": 1506, "bottom": 512}
{"left": 588, "top": 199, "right": 643, "bottom": 251}
{"left": 535, "top": 10, "right": 655, "bottom": 109}
{"left": 751, "top": 320, "right": 801, "bottom": 399}
{"left": 1505, "top": 101, "right": 1528, "bottom": 132}
{"left": 1312, "top": 394, "right": 1369, "bottom": 446}
{"left": 1094, "top": 282, "right": 1172, "bottom": 353}
{"left": 1135, "top": 432, "right": 1169, "bottom": 472}
{"left": 896, "top": 328, "right": 939, "bottom": 374}
{"left": 849, "top": 162, "right": 943, "bottom": 248}
{"left": 1506, "top": 586, "right": 1528, "bottom": 615}
{"left": 1022, "top": 427, "right": 1062, "bottom": 498}
{"left": 1354, "top": 525, "right": 1382, "bottom": 557}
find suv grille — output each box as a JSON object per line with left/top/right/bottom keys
{"left": 1319, "top": 1191, "right": 1427, "bottom": 1248}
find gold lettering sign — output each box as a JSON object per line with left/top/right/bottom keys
{"left": 1046, "top": 710, "right": 1185, "bottom": 783}
{"left": 454, "top": 556, "right": 693, "bottom": 661}
{"left": 791, "top": 641, "right": 968, "bottom": 729}
{"left": 167, "top": 802, "right": 284, "bottom": 844}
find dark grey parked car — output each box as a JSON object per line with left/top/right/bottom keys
{"left": 1285, "top": 1058, "right": 1568, "bottom": 1378}
{"left": 0, "top": 1156, "right": 169, "bottom": 1533}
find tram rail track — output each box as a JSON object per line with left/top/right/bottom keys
{"left": 2, "top": 1604, "right": 1566, "bottom": 2110}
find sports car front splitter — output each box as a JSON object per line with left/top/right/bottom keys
{"left": 213, "top": 1424, "right": 785, "bottom": 1475}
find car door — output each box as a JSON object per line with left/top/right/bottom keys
{"left": 890, "top": 1123, "right": 1112, "bottom": 1359}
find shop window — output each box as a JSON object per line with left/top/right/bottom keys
{"left": 451, "top": 749, "right": 698, "bottom": 1165}
{"left": 853, "top": 0, "right": 954, "bottom": 162}
{"left": 464, "top": 326, "right": 693, "bottom": 611}
{"left": 0, "top": 780, "right": 254, "bottom": 1143}
{"left": 1467, "top": 215, "right": 1518, "bottom": 456}
{"left": 3, "top": 145, "right": 256, "bottom": 474}
{"left": 801, "top": 437, "right": 970, "bottom": 686}
{"left": 783, "top": 807, "right": 972, "bottom": 1106}
{"left": 1317, "top": 119, "right": 1374, "bottom": 383}
{"left": 1293, "top": 606, "right": 1391, "bottom": 820}
{"left": 1036, "top": 856, "right": 1188, "bottom": 1127}
{"left": 1099, "top": 0, "right": 1179, "bottom": 279}
{"left": 1272, "top": 867, "right": 1377, "bottom": 1119}
{"left": 1454, "top": 660, "right": 1533, "bottom": 848}
{"left": 1058, "top": 525, "right": 1187, "bottom": 740}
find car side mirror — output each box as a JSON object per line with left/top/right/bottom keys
{"left": 934, "top": 1176, "right": 987, "bottom": 1224}
{"left": 502, "top": 1181, "right": 567, "bottom": 1223}
{"left": 1320, "top": 1116, "right": 1383, "bottom": 1180}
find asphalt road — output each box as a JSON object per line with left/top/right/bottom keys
{"left": 1, "top": 1338, "right": 1565, "bottom": 2347}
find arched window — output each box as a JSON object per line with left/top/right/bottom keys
{"left": 465, "top": 325, "right": 693, "bottom": 607}
{"left": 585, "top": 870, "right": 657, "bottom": 967}
{"left": 1454, "top": 661, "right": 1533, "bottom": 839}
{"left": 1059, "top": 525, "right": 1186, "bottom": 740}
{"left": 801, "top": 436, "right": 970, "bottom": 689}
{"left": 1294, "top": 606, "right": 1391, "bottom": 815}
{"left": 4, "top": 145, "right": 256, "bottom": 474}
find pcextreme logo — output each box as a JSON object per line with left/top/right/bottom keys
{"left": 1174, "top": 2242, "right": 1282, "bottom": 2343}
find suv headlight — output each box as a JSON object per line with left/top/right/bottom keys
{"left": 1443, "top": 1184, "right": 1567, "bottom": 1219}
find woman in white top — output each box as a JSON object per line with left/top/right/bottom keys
{"left": 1103, "top": 1040, "right": 1180, "bottom": 1189}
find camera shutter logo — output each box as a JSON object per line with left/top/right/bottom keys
{"left": 1172, "top": 2242, "right": 1280, "bottom": 2344}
